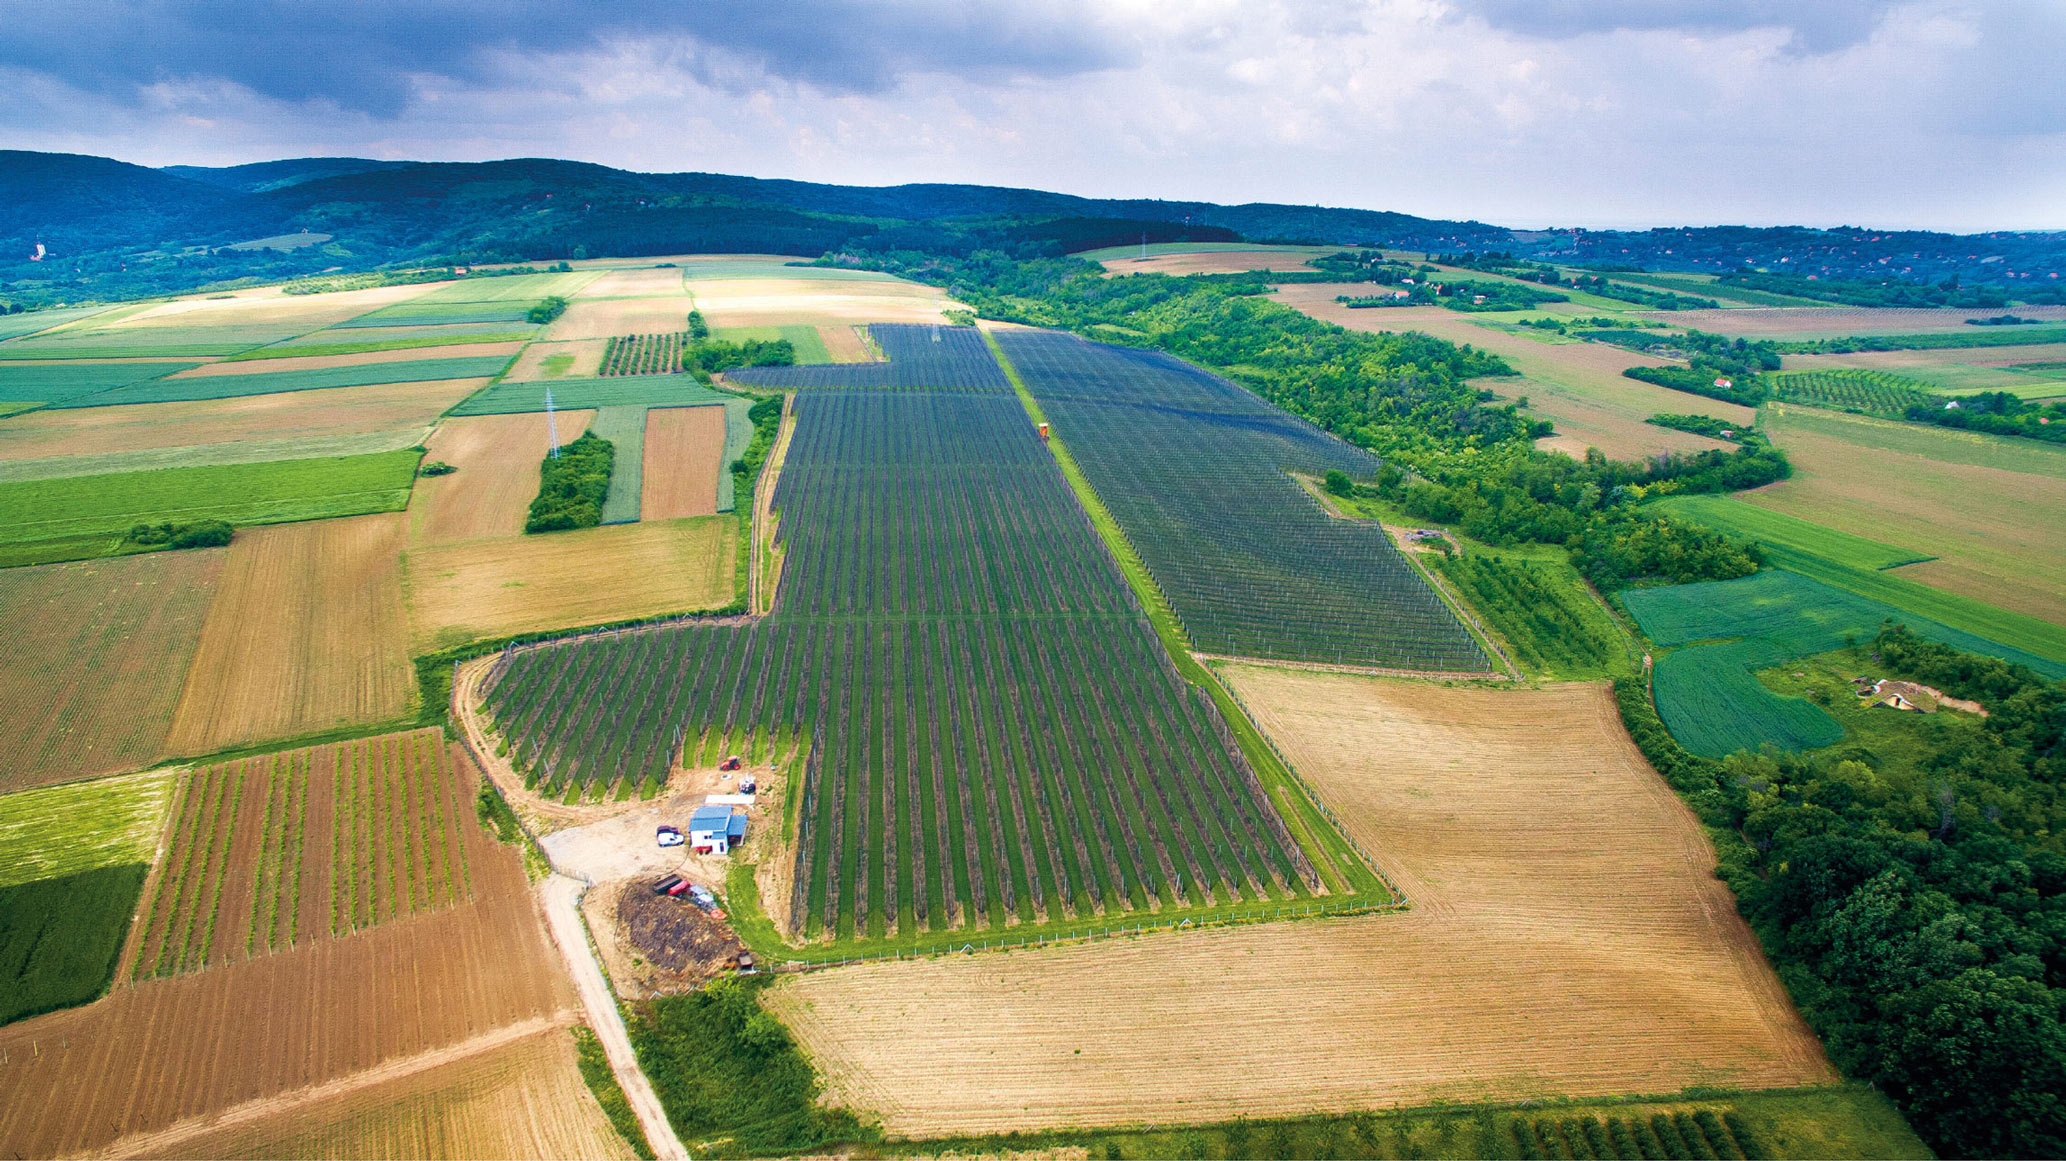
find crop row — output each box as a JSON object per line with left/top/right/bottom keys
{"left": 1767, "top": 368, "right": 1940, "bottom": 417}
{"left": 728, "top": 324, "right": 1008, "bottom": 391}
{"left": 997, "top": 330, "right": 1490, "bottom": 671}
{"left": 132, "top": 759, "right": 244, "bottom": 978}
{"left": 331, "top": 731, "right": 471, "bottom": 936}
{"left": 484, "top": 386, "right": 1317, "bottom": 940}
{"left": 602, "top": 331, "right": 689, "bottom": 377}
{"left": 1509, "top": 1109, "right": 1763, "bottom": 1161}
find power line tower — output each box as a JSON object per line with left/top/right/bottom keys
{"left": 544, "top": 384, "right": 561, "bottom": 458}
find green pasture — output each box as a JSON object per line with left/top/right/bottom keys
{"left": 0, "top": 448, "right": 421, "bottom": 565}
{"left": 0, "top": 361, "right": 203, "bottom": 405}
{"left": 0, "top": 768, "right": 175, "bottom": 889}
{"left": 334, "top": 302, "right": 535, "bottom": 328}
{"left": 715, "top": 398, "right": 754, "bottom": 513}
{"left": 1653, "top": 495, "right": 1930, "bottom": 571}
{"left": 589, "top": 405, "right": 648, "bottom": 524}
{"left": 0, "top": 306, "right": 120, "bottom": 343}
{"left": 1651, "top": 637, "right": 1845, "bottom": 757}
{"left": 709, "top": 324, "right": 833, "bottom": 364}
{"left": 1, "top": 864, "right": 149, "bottom": 1025}
{"left": 450, "top": 373, "right": 733, "bottom": 416}
{"left": 409, "top": 270, "right": 598, "bottom": 302}
{"left": 0, "top": 429, "right": 427, "bottom": 485}
{"left": 63, "top": 353, "right": 515, "bottom": 407}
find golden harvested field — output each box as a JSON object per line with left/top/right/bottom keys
{"left": 410, "top": 411, "right": 596, "bottom": 545}
{"left": 404, "top": 516, "right": 735, "bottom": 650}
{"left": 1097, "top": 248, "right": 1329, "bottom": 275}
{"left": 127, "top": 1023, "right": 633, "bottom": 1161}
{"left": 818, "top": 323, "right": 874, "bottom": 362}
{"left": 166, "top": 513, "right": 414, "bottom": 755}
{"left": 1273, "top": 286, "right": 1743, "bottom": 460}
{"left": 1750, "top": 404, "right": 2066, "bottom": 624}
{"left": 0, "top": 550, "right": 224, "bottom": 791}
{"left": 640, "top": 404, "right": 726, "bottom": 519}
{"left": 547, "top": 296, "right": 698, "bottom": 341}
{"left": 768, "top": 673, "right": 1830, "bottom": 1136}
{"left": 0, "top": 379, "right": 481, "bottom": 461}
{"left": 582, "top": 266, "right": 686, "bottom": 296}
{"left": 0, "top": 769, "right": 575, "bottom": 1160}
{"left": 164, "top": 341, "right": 524, "bottom": 377}
{"left": 1659, "top": 304, "right": 2066, "bottom": 338}
{"left": 503, "top": 338, "right": 608, "bottom": 381}
{"left": 687, "top": 278, "right": 959, "bottom": 327}
{"left": 84, "top": 283, "right": 436, "bottom": 334}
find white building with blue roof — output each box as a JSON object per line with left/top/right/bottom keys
{"left": 687, "top": 804, "right": 748, "bottom": 855}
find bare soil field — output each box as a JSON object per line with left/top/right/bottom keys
{"left": 163, "top": 341, "right": 524, "bottom": 377}
{"left": 1654, "top": 305, "right": 2066, "bottom": 338}
{"left": 767, "top": 673, "right": 1830, "bottom": 1136}
{"left": 1097, "top": 249, "right": 1329, "bottom": 276}
{"left": 403, "top": 516, "right": 735, "bottom": 650}
{"left": 0, "top": 787, "right": 574, "bottom": 1159}
{"left": 166, "top": 513, "right": 413, "bottom": 754}
{"left": 1751, "top": 404, "right": 2066, "bottom": 624}
{"left": 687, "top": 278, "right": 958, "bottom": 327}
{"left": 548, "top": 296, "right": 699, "bottom": 341}
{"left": 1273, "top": 286, "right": 1743, "bottom": 460}
{"left": 818, "top": 324, "right": 875, "bottom": 362}
{"left": 0, "top": 550, "right": 224, "bottom": 790}
{"left": 640, "top": 404, "right": 726, "bottom": 519}
{"left": 123, "top": 1022, "right": 632, "bottom": 1161}
{"left": 0, "top": 379, "right": 481, "bottom": 461}
{"left": 410, "top": 410, "right": 596, "bottom": 545}
{"left": 503, "top": 338, "right": 609, "bottom": 381}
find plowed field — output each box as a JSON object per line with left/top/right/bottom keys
{"left": 0, "top": 550, "right": 224, "bottom": 790}
{"left": 404, "top": 516, "right": 735, "bottom": 650}
{"left": 767, "top": 672, "right": 1830, "bottom": 1135}
{"left": 410, "top": 411, "right": 596, "bottom": 545}
{"left": 122, "top": 1023, "right": 632, "bottom": 1161}
{"left": 0, "top": 379, "right": 481, "bottom": 461}
{"left": 166, "top": 513, "right": 413, "bottom": 754}
{"left": 0, "top": 744, "right": 575, "bottom": 1159}
{"left": 639, "top": 405, "right": 725, "bottom": 519}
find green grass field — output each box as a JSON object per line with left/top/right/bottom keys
{"left": 1434, "top": 551, "right": 1628, "bottom": 680}
{"left": 1651, "top": 637, "right": 1845, "bottom": 756}
{"left": 223, "top": 330, "right": 533, "bottom": 360}
{"left": 64, "top": 354, "right": 515, "bottom": 407}
{"left": 589, "top": 405, "right": 647, "bottom": 524}
{"left": 0, "top": 448, "right": 421, "bottom": 565}
{"left": 0, "top": 863, "right": 149, "bottom": 1024}
{"left": 0, "top": 361, "right": 204, "bottom": 405}
{"left": 449, "top": 372, "right": 734, "bottom": 415}
{"left": 709, "top": 324, "right": 834, "bottom": 364}
{"left": 0, "top": 768, "right": 175, "bottom": 889}
{"left": 0, "top": 429, "right": 427, "bottom": 485}
{"left": 1654, "top": 493, "right": 2066, "bottom": 667}
{"left": 0, "top": 306, "right": 120, "bottom": 342}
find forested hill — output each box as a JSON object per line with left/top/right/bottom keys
{"left": 1, "top": 148, "right": 2062, "bottom": 306}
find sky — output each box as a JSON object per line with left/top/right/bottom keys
{"left": 1, "top": 0, "right": 2061, "bottom": 232}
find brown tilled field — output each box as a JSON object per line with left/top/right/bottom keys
{"left": 817, "top": 324, "right": 874, "bottom": 362}
{"left": 0, "top": 379, "right": 482, "bottom": 461}
{"left": 766, "top": 672, "right": 1830, "bottom": 1136}
{"left": 123, "top": 1023, "right": 633, "bottom": 1161}
{"left": 1269, "top": 286, "right": 1744, "bottom": 461}
{"left": 502, "top": 338, "right": 609, "bottom": 381}
{"left": 410, "top": 411, "right": 596, "bottom": 545}
{"left": 640, "top": 404, "right": 726, "bottom": 519}
{"left": 130, "top": 729, "right": 475, "bottom": 978}
{"left": 0, "top": 550, "right": 224, "bottom": 791}
{"left": 0, "top": 742, "right": 576, "bottom": 1160}
{"left": 166, "top": 513, "right": 414, "bottom": 755}
{"left": 403, "top": 516, "right": 735, "bottom": 650}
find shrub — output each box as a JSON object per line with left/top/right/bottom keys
{"left": 526, "top": 295, "right": 568, "bottom": 324}
{"left": 124, "top": 519, "right": 233, "bottom": 549}
{"left": 1673, "top": 1112, "right": 1718, "bottom": 1161}
{"left": 525, "top": 432, "right": 614, "bottom": 533}
{"left": 418, "top": 460, "right": 457, "bottom": 477}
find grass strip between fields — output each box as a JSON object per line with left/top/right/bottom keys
{"left": 981, "top": 328, "right": 1387, "bottom": 903}
{"left": 222, "top": 330, "right": 536, "bottom": 361}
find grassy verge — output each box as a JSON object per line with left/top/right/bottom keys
{"left": 571, "top": 1024, "right": 656, "bottom": 1160}
{"left": 849, "top": 1084, "right": 1927, "bottom": 1161}
{"left": 980, "top": 329, "right": 1386, "bottom": 902}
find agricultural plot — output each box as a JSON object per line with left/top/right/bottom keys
{"left": 270, "top": 322, "right": 535, "bottom": 353}
{"left": 73, "top": 354, "right": 512, "bottom": 407}
{"left": 0, "top": 753, "right": 574, "bottom": 1160}
{"left": 0, "top": 305, "right": 118, "bottom": 342}
{"left": 405, "top": 516, "right": 734, "bottom": 650}
{"left": 640, "top": 404, "right": 726, "bottom": 519}
{"left": 770, "top": 673, "right": 1831, "bottom": 1135}
{"left": 548, "top": 296, "right": 698, "bottom": 341}
{"left": 730, "top": 323, "right": 1007, "bottom": 390}
{"left": 0, "top": 448, "right": 420, "bottom": 567}
{"left": 143, "top": 1023, "right": 635, "bottom": 1161}
{"left": 502, "top": 338, "right": 607, "bottom": 381}
{"left": 997, "top": 330, "right": 1486, "bottom": 671}
{"left": 1659, "top": 305, "right": 2066, "bottom": 339}
{"left": 1766, "top": 368, "right": 1940, "bottom": 416}
{"left": 336, "top": 301, "right": 538, "bottom": 328}
{"left": 1752, "top": 403, "right": 2066, "bottom": 626}
{"left": 0, "top": 552, "right": 223, "bottom": 790}
{"left": 601, "top": 331, "right": 690, "bottom": 376}
{"left": 1434, "top": 552, "right": 1626, "bottom": 679}
{"left": 1649, "top": 639, "right": 1845, "bottom": 757}
{"left": 1654, "top": 494, "right": 1931, "bottom": 571}
{"left": 0, "top": 287, "right": 427, "bottom": 358}
{"left": 167, "top": 513, "right": 414, "bottom": 755}
{"left": 0, "top": 359, "right": 204, "bottom": 407}
{"left": 0, "top": 864, "right": 150, "bottom": 1025}
{"left": 709, "top": 323, "right": 835, "bottom": 364}
{"left": 449, "top": 372, "right": 731, "bottom": 415}
{"left": 130, "top": 729, "right": 475, "bottom": 978}
{"left": 0, "top": 768, "right": 176, "bottom": 887}
{"left": 588, "top": 405, "right": 648, "bottom": 524}
{"left": 684, "top": 274, "right": 961, "bottom": 329}
{"left": 483, "top": 387, "right": 1324, "bottom": 944}
{"left": 410, "top": 410, "right": 596, "bottom": 544}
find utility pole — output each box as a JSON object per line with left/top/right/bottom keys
{"left": 545, "top": 384, "right": 561, "bottom": 458}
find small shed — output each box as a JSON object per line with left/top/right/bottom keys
{"left": 687, "top": 805, "right": 748, "bottom": 855}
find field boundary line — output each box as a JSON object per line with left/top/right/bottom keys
{"left": 73, "top": 1013, "right": 576, "bottom": 1161}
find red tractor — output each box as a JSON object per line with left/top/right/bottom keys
{"left": 718, "top": 755, "right": 744, "bottom": 772}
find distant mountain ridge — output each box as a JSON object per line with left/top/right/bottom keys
{"left": 0, "top": 148, "right": 2060, "bottom": 306}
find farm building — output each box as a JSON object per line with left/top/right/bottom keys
{"left": 1867, "top": 679, "right": 1939, "bottom": 713}
{"left": 687, "top": 804, "right": 747, "bottom": 855}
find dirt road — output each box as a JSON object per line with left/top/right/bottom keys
{"left": 543, "top": 873, "right": 691, "bottom": 1160}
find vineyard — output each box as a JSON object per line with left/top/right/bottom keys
{"left": 996, "top": 331, "right": 1489, "bottom": 671}
{"left": 728, "top": 324, "right": 1007, "bottom": 390}
{"left": 602, "top": 331, "right": 690, "bottom": 376}
{"left": 1433, "top": 553, "right": 1625, "bottom": 679}
{"left": 1767, "top": 368, "right": 1942, "bottom": 417}
{"left": 483, "top": 385, "right": 1328, "bottom": 942}
{"left": 129, "top": 729, "right": 474, "bottom": 977}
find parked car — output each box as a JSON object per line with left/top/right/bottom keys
{"left": 656, "top": 825, "right": 684, "bottom": 848}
